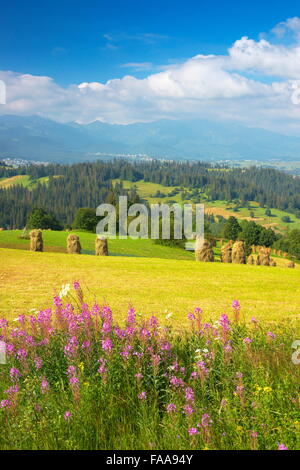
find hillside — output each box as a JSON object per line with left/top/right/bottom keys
{"left": 2, "top": 115, "right": 300, "bottom": 162}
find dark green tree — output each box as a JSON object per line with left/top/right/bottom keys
{"left": 73, "top": 208, "right": 98, "bottom": 232}
{"left": 27, "top": 208, "right": 62, "bottom": 230}
{"left": 224, "top": 216, "right": 241, "bottom": 241}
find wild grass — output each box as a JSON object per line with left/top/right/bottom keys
{"left": 0, "top": 284, "right": 298, "bottom": 450}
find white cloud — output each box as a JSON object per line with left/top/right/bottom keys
{"left": 271, "top": 17, "right": 300, "bottom": 41}
{"left": 2, "top": 19, "right": 300, "bottom": 134}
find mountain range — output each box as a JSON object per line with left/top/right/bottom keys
{"left": 0, "top": 114, "right": 300, "bottom": 163}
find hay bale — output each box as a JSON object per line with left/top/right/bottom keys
{"left": 257, "top": 247, "right": 270, "bottom": 266}
{"left": 95, "top": 236, "right": 108, "bottom": 256}
{"left": 221, "top": 242, "right": 232, "bottom": 263}
{"left": 270, "top": 259, "right": 277, "bottom": 267}
{"left": 232, "top": 241, "right": 246, "bottom": 264}
{"left": 195, "top": 238, "right": 214, "bottom": 262}
{"left": 287, "top": 261, "right": 295, "bottom": 268}
{"left": 67, "top": 234, "right": 81, "bottom": 254}
{"left": 29, "top": 229, "right": 43, "bottom": 252}
{"left": 247, "top": 254, "right": 254, "bottom": 265}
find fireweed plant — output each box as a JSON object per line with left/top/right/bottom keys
{"left": 0, "top": 282, "right": 299, "bottom": 450}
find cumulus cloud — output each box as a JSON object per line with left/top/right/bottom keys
{"left": 2, "top": 18, "right": 300, "bottom": 134}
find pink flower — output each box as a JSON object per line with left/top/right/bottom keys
{"left": 232, "top": 300, "right": 240, "bottom": 309}
{"left": 64, "top": 411, "right": 72, "bottom": 421}
{"left": 138, "top": 392, "right": 147, "bottom": 400}
{"left": 166, "top": 403, "right": 177, "bottom": 412}
{"left": 185, "top": 387, "right": 195, "bottom": 403}
{"left": 243, "top": 337, "right": 252, "bottom": 344}
{"left": 278, "top": 443, "right": 288, "bottom": 450}
{"left": 41, "top": 378, "right": 49, "bottom": 394}
{"left": 201, "top": 413, "right": 213, "bottom": 427}
{"left": 0, "top": 399, "right": 12, "bottom": 409}
{"left": 188, "top": 427, "right": 198, "bottom": 435}
{"left": 183, "top": 404, "right": 194, "bottom": 415}
{"left": 102, "top": 338, "right": 113, "bottom": 352}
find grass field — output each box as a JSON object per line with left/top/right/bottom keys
{"left": 0, "top": 247, "right": 299, "bottom": 325}
{"left": 0, "top": 230, "right": 194, "bottom": 260}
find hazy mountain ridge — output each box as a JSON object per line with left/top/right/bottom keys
{"left": 0, "top": 114, "right": 300, "bottom": 163}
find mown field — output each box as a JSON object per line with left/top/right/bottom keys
{"left": 0, "top": 247, "right": 299, "bottom": 325}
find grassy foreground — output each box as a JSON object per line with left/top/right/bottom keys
{"left": 0, "top": 247, "right": 299, "bottom": 324}
{"left": 0, "top": 285, "right": 298, "bottom": 450}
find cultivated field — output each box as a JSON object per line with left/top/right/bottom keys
{"left": 0, "top": 247, "right": 299, "bottom": 325}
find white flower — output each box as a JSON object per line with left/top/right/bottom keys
{"left": 165, "top": 313, "right": 173, "bottom": 320}
{"left": 59, "top": 283, "right": 71, "bottom": 298}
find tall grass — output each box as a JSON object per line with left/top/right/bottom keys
{"left": 0, "top": 283, "right": 298, "bottom": 450}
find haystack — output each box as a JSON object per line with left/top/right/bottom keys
{"left": 231, "top": 241, "right": 246, "bottom": 264}
{"left": 195, "top": 238, "right": 214, "bottom": 262}
{"left": 257, "top": 247, "right": 270, "bottom": 266}
{"left": 29, "top": 229, "right": 43, "bottom": 252}
{"left": 95, "top": 236, "right": 108, "bottom": 256}
{"left": 247, "top": 254, "right": 254, "bottom": 265}
{"left": 270, "top": 259, "right": 277, "bottom": 267}
{"left": 287, "top": 261, "right": 295, "bottom": 268}
{"left": 67, "top": 234, "right": 81, "bottom": 254}
{"left": 221, "top": 242, "right": 232, "bottom": 263}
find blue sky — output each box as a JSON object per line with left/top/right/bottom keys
{"left": 1, "top": 1, "right": 300, "bottom": 134}
{"left": 1, "top": 0, "right": 299, "bottom": 84}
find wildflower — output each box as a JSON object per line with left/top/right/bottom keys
{"left": 149, "top": 316, "right": 158, "bottom": 328}
{"left": 267, "top": 331, "right": 276, "bottom": 339}
{"left": 0, "top": 399, "right": 12, "bottom": 409}
{"left": 67, "top": 365, "right": 77, "bottom": 377}
{"left": 4, "top": 385, "right": 20, "bottom": 395}
{"left": 183, "top": 404, "right": 194, "bottom": 415}
{"left": 278, "top": 443, "right": 288, "bottom": 450}
{"left": 170, "top": 376, "right": 184, "bottom": 388}
{"left": 166, "top": 403, "right": 177, "bottom": 412}
{"left": 102, "top": 338, "right": 113, "bottom": 352}
{"left": 243, "top": 337, "right": 252, "bottom": 344}
{"left": 185, "top": 387, "right": 195, "bottom": 403}
{"left": 201, "top": 413, "right": 213, "bottom": 427}
{"left": 69, "top": 376, "right": 79, "bottom": 386}
{"left": 41, "top": 378, "right": 49, "bottom": 394}
{"left": 232, "top": 300, "right": 241, "bottom": 322}
{"left": 9, "top": 368, "right": 22, "bottom": 380}
{"left": 138, "top": 392, "right": 147, "bottom": 400}
{"left": 135, "top": 373, "right": 143, "bottom": 379}
{"left": 64, "top": 411, "right": 72, "bottom": 421}
{"left": 59, "top": 283, "right": 71, "bottom": 298}
{"left": 188, "top": 428, "right": 198, "bottom": 435}
{"left": 127, "top": 307, "right": 136, "bottom": 324}
{"left": 53, "top": 296, "right": 62, "bottom": 307}
{"left": 188, "top": 313, "right": 195, "bottom": 320}
{"left": 34, "top": 357, "right": 43, "bottom": 370}
{"left": 232, "top": 300, "right": 240, "bottom": 309}
{"left": 73, "top": 281, "right": 80, "bottom": 290}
